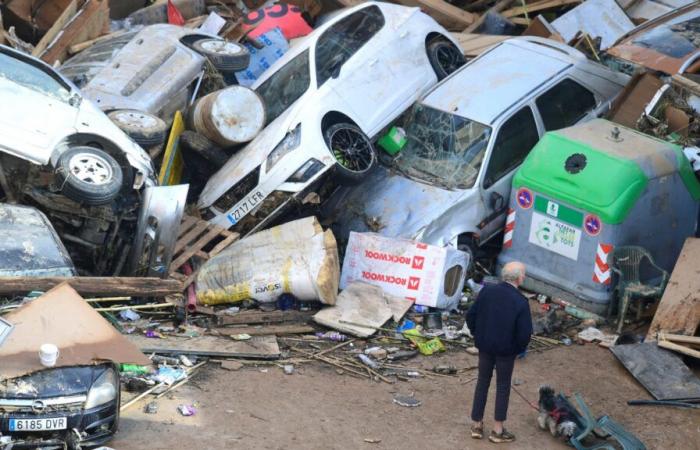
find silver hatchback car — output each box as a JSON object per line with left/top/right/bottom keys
{"left": 324, "top": 37, "right": 629, "bottom": 269}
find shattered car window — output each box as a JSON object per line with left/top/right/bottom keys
{"left": 315, "top": 5, "right": 385, "bottom": 86}
{"left": 256, "top": 49, "right": 311, "bottom": 125}
{"left": 0, "top": 51, "right": 71, "bottom": 103}
{"left": 633, "top": 13, "right": 700, "bottom": 59}
{"left": 394, "top": 104, "right": 491, "bottom": 190}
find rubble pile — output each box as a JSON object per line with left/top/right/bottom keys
{"left": 0, "top": 0, "right": 699, "bottom": 448}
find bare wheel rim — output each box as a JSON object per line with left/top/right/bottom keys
{"left": 113, "top": 110, "right": 158, "bottom": 129}
{"left": 200, "top": 40, "right": 244, "bottom": 56}
{"left": 436, "top": 43, "right": 463, "bottom": 75}
{"left": 68, "top": 153, "right": 113, "bottom": 185}
{"left": 329, "top": 127, "right": 373, "bottom": 173}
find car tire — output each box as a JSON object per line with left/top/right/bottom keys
{"left": 457, "top": 236, "right": 478, "bottom": 277}
{"left": 180, "top": 130, "right": 230, "bottom": 167}
{"left": 108, "top": 109, "right": 168, "bottom": 148}
{"left": 55, "top": 147, "right": 123, "bottom": 205}
{"left": 324, "top": 122, "right": 377, "bottom": 185}
{"left": 427, "top": 38, "right": 466, "bottom": 81}
{"left": 193, "top": 39, "right": 250, "bottom": 72}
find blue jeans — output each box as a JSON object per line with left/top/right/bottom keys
{"left": 471, "top": 352, "right": 516, "bottom": 422}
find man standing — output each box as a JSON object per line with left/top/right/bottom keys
{"left": 466, "top": 262, "right": 532, "bottom": 443}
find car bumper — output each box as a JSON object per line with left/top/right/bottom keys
{"left": 0, "top": 399, "right": 119, "bottom": 448}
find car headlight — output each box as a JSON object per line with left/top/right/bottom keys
{"left": 85, "top": 368, "right": 118, "bottom": 409}
{"left": 266, "top": 124, "right": 301, "bottom": 171}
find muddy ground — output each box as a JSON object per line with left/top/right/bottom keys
{"left": 111, "top": 344, "right": 699, "bottom": 450}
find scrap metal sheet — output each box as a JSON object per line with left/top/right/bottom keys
{"left": 611, "top": 342, "right": 700, "bottom": 401}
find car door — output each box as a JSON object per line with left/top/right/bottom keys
{"left": 534, "top": 78, "right": 600, "bottom": 131}
{"left": 0, "top": 51, "right": 78, "bottom": 164}
{"left": 478, "top": 106, "right": 541, "bottom": 241}
{"left": 314, "top": 5, "right": 397, "bottom": 136}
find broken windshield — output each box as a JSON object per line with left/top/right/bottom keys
{"left": 633, "top": 12, "right": 700, "bottom": 59}
{"left": 0, "top": 51, "right": 72, "bottom": 103}
{"left": 255, "top": 49, "right": 311, "bottom": 125}
{"left": 394, "top": 104, "right": 491, "bottom": 190}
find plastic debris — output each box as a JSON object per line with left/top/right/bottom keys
{"left": 153, "top": 367, "right": 187, "bottom": 385}
{"left": 358, "top": 354, "right": 381, "bottom": 370}
{"left": 120, "top": 309, "right": 141, "bottom": 321}
{"left": 316, "top": 331, "right": 347, "bottom": 342}
{"left": 144, "top": 401, "right": 158, "bottom": 414}
{"left": 178, "top": 404, "right": 196, "bottom": 416}
{"left": 393, "top": 395, "right": 422, "bottom": 407}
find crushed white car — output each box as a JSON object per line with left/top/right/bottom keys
{"left": 197, "top": 1, "right": 465, "bottom": 234}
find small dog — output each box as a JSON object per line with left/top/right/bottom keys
{"left": 537, "top": 385, "right": 579, "bottom": 439}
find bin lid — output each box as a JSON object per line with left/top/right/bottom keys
{"left": 514, "top": 119, "right": 700, "bottom": 224}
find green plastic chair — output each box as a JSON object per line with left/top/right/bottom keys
{"left": 609, "top": 246, "right": 669, "bottom": 334}
{"left": 569, "top": 393, "right": 646, "bottom": 450}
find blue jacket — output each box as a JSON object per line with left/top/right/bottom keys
{"left": 466, "top": 282, "right": 533, "bottom": 356}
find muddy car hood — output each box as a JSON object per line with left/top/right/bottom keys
{"left": 326, "top": 166, "right": 468, "bottom": 244}
{"left": 197, "top": 99, "right": 303, "bottom": 209}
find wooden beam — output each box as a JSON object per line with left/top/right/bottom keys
{"left": 32, "top": 0, "right": 78, "bottom": 57}
{"left": 392, "top": 0, "right": 476, "bottom": 30}
{"left": 659, "top": 332, "right": 700, "bottom": 346}
{"left": 40, "top": 0, "right": 110, "bottom": 65}
{"left": 502, "top": 0, "right": 580, "bottom": 18}
{"left": 216, "top": 310, "right": 314, "bottom": 326}
{"left": 657, "top": 339, "right": 700, "bottom": 360}
{"left": 211, "top": 324, "right": 315, "bottom": 336}
{"left": 0, "top": 277, "right": 183, "bottom": 296}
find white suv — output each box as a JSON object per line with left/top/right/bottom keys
{"left": 197, "top": 1, "right": 464, "bottom": 233}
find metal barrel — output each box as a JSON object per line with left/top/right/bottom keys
{"left": 191, "top": 85, "right": 266, "bottom": 147}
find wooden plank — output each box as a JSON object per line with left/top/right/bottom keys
{"left": 32, "top": 0, "right": 78, "bottom": 57}
{"left": 128, "top": 334, "right": 280, "bottom": 359}
{"left": 647, "top": 238, "right": 700, "bottom": 340}
{"left": 169, "top": 227, "right": 223, "bottom": 271}
{"left": 211, "top": 324, "right": 315, "bottom": 336}
{"left": 173, "top": 221, "right": 210, "bottom": 255}
{"left": 392, "top": 0, "right": 476, "bottom": 30}
{"left": 502, "top": 0, "right": 581, "bottom": 18}
{"left": 659, "top": 333, "right": 700, "bottom": 346}
{"left": 216, "top": 310, "right": 314, "bottom": 326}
{"left": 0, "top": 277, "right": 182, "bottom": 296}
{"left": 40, "top": 0, "right": 110, "bottom": 64}
{"left": 450, "top": 32, "right": 510, "bottom": 57}
{"left": 208, "top": 232, "right": 240, "bottom": 258}
{"left": 657, "top": 340, "right": 700, "bottom": 360}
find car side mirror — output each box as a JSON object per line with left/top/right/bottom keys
{"left": 69, "top": 93, "right": 82, "bottom": 107}
{"left": 490, "top": 192, "right": 505, "bottom": 211}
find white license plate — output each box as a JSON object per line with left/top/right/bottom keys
{"left": 227, "top": 190, "right": 265, "bottom": 225}
{"left": 9, "top": 417, "right": 67, "bottom": 431}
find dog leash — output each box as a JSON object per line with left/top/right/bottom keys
{"left": 511, "top": 385, "right": 540, "bottom": 411}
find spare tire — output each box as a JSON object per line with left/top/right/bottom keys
{"left": 180, "top": 130, "right": 229, "bottom": 167}
{"left": 108, "top": 109, "right": 168, "bottom": 148}
{"left": 55, "top": 147, "right": 123, "bottom": 205}
{"left": 193, "top": 38, "right": 250, "bottom": 72}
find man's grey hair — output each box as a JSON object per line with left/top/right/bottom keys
{"left": 502, "top": 262, "right": 526, "bottom": 283}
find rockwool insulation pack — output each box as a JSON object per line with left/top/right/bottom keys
{"left": 196, "top": 216, "right": 340, "bottom": 305}
{"left": 340, "top": 232, "right": 469, "bottom": 310}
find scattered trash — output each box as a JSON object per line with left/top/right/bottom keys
{"left": 358, "top": 354, "right": 381, "bottom": 370}
{"left": 120, "top": 309, "right": 141, "bottom": 322}
{"left": 393, "top": 395, "right": 422, "bottom": 408}
{"left": 144, "top": 401, "right": 158, "bottom": 414}
{"left": 178, "top": 404, "right": 197, "bottom": 416}
{"left": 404, "top": 329, "right": 446, "bottom": 356}
{"left": 283, "top": 364, "right": 295, "bottom": 375}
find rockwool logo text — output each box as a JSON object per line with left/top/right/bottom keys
{"left": 362, "top": 271, "right": 406, "bottom": 286}
{"left": 364, "top": 250, "right": 412, "bottom": 265}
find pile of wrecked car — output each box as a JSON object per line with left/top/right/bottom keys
{"left": 0, "top": 0, "right": 699, "bottom": 448}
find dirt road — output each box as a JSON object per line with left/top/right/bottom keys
{"left": 111, "top": 344, "right": 698, "bottom": 450}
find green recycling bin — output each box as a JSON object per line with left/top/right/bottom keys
{"left": 498, "top": 119, "right": 700, "bottom": 314}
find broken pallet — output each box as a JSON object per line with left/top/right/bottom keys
{"left": 169, "top": 215, "right": 239, "bottom": 286}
